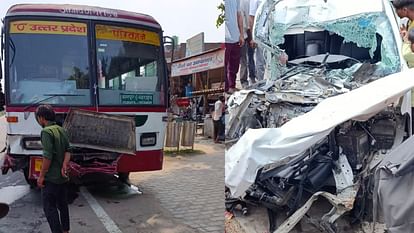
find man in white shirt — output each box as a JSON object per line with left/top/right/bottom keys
{"left": 225, "top": 0, "right": 244, "bottom": 94}
{"left": 213, "top": 96, "right": 225, "bottom": 143}
{"left": 249, "top": 0, "right": 265, "bottom": 81}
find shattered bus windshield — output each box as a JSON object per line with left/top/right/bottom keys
{"left": 7, "top": 20, "right": 91, "bottom": 105}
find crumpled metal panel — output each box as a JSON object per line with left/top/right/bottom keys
{"left": 225, "top": 69, "right": 414, "bottom": 197}
{"left": 63, "top": 109, "right": 136, "bottom": 155}
{"left": 373, "top": 135, "right": 414, "bottom": 233}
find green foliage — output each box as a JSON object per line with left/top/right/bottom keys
{"left": 216, "top": 2, "right": 225, "bottom": 28}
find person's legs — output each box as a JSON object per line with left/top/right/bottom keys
{"left": 248, "top": 45, "right": 256, "bottom": 84}
{"left": 239, "top": 42, "right": 249, "bottom": 88}
{"left": 213, "top": 120, "right": 219, "bottom": 142}
{"left": 218, "top": 117, "right": 225, "bottom": 140}
{"left": 255, "top": 46, "right": 265, "bottom": 81}
{"left": 42, "top": 182, "right": 63, "bottom": 233}
{"left": 56, "top": 184, "right": 70, "bottom": 233}
{"left": 225, "top": 43, "right": 232, "bottom": 92}
{"left": 228, "top": 43, "right": 241, "bottom": 90}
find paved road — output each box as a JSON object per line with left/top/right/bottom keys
{"left": 133, "top": 141, "right": 224, "bottom": 233}
{"left": 0, "top": 116, "right": 225, "bottom": 233}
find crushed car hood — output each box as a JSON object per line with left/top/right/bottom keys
{"left": 225, "top": 69, "right": 414, "bottom": 197}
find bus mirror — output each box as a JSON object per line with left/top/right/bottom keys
{"left": 163, "top": 36, "right": 175, "bottom": 62}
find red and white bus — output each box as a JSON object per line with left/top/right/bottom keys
{"left": 0, "top": 4, "right": 168, "bottom": 186}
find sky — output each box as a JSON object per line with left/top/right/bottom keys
{"left": 0, "top": 0, "right": 224, "bottom": 43}
{"left": 0, "top": 0, "right": 224, "bottom": 89}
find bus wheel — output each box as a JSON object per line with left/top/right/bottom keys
{"left": 23, "top": 167, "right": 37, "bottom": 189}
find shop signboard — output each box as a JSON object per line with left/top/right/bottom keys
{"left": 171, "top": 49, "right": 224, "bottom": 77}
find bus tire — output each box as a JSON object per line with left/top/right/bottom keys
{"left": 23, "top": 167, "right": 37, "bottom": 189}
{"left": 118, "top": 172, "right": 131, "bottom": 186}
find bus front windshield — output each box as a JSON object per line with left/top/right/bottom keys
{"left": 96, "top": 24, "right": 165, "bottom": 106}
{"left": 7, "top": 20, "right": 91, "bottom": 106}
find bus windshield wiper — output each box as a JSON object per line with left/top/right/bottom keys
{"left": 23, "top": 93, "right": 85, "bottom": 119}
{"left": 9, "top": 37, "right": 16, "bottom": 66}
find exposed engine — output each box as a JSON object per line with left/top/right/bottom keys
{"left": 226, "top": 108, "right": 407, "bottom": 232}
{"left": 226, "top": 51, "right": 387, "bottom": 143}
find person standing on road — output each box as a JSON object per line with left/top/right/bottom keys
{"left": 250, "top": 0, "right": 265, "bottom": 81}
{"left": 225, "top": 0, "right": 244, "bottom": 94}
{"left": 213, "top": 96, "right": 225, "bottom": 143}
{"left": 36, "top": 105, "right": 71, "bottom": 233}
{"left": 239, "top": 0, "right": 256, "bottom": 88}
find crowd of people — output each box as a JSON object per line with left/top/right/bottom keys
{"left": 224, "top": 0, "right": 263, "bottom": 94}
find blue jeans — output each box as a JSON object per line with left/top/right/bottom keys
{"left": 240, "top": 43, "right": 257, "bottom": 87}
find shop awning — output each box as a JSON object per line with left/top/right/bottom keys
{"left": 171, "top": 48, "right": 224, "bottom": 77}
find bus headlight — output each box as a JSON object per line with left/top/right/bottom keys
{"left": 23, "top": 138, "right": 43, "bottom": 150}
{"left": 140, "top": 133, "right": 157, "bottom": 147}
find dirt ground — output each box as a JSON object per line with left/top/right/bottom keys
{"left": 226, "top": 202, "right": 386, "bottom": 233}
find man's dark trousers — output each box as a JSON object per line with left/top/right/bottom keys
{"left": 225, "top": 42, "right": 241, "bottom": 91}
{"left": 42, "top": 181, "right": 69, "bottom": 233}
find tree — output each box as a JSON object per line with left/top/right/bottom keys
{"left": 216, "top": 1, "right": 225, "bottom": 28}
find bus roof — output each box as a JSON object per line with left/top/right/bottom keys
{"left": 6, "top": 4, "right": 161, "bottom": 29}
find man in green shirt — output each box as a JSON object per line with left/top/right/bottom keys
{"left": 36, "top": 105, "right": 71, "bottom": 233}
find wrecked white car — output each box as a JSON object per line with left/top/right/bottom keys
{"left": 225, "top": 0, "right": 414, "bottom": 232}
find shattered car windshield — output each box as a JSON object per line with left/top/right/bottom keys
{"left": 254, "top": 1, "right": 400, "bottom": 81}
